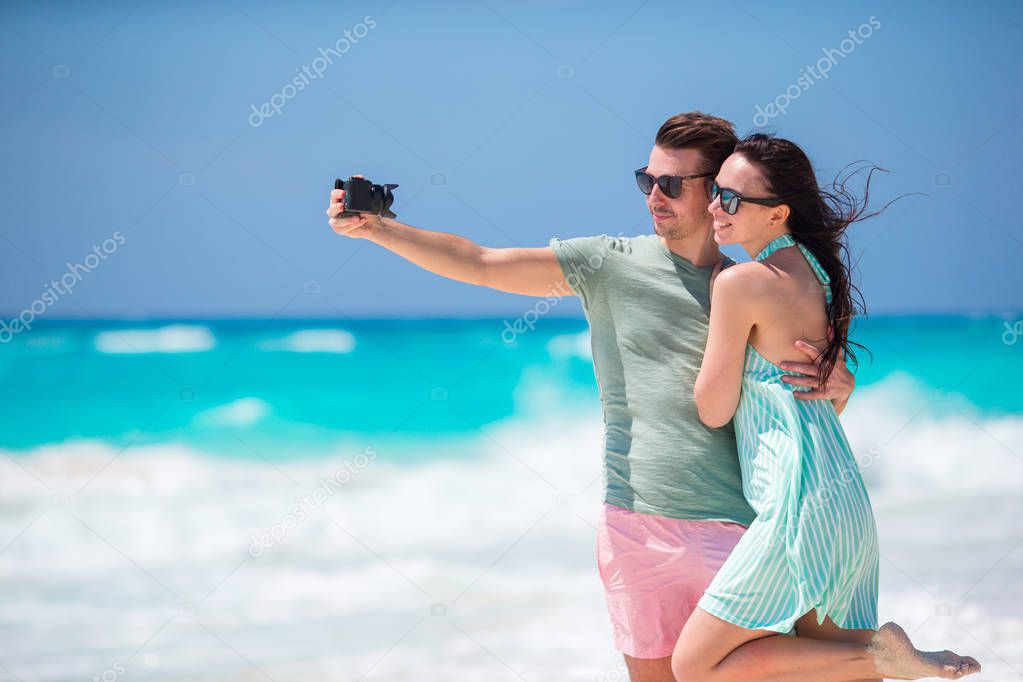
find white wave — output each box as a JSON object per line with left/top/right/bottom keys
{"left": 0, "top": 417, "right": 605, "bottom": 563}
{"left": 841, "top": 372, "right": 1023, "bottom": 501}
{"left": 1, "top": 375, "right": 1021, "bottom": 679}
{"left": 24, "top": 335, "right": 69, "bottom": 351}
{"left": 93, "top": 325, "right": 215, "bottom": 354}
{"left": 197, "top": 397, "right": 270, "bottom": 427}
{"left": 546, "top": 330, "right": 592, "bottom": 360}
{"left": 258, "top": 329, "right": 355, "bottom": 354}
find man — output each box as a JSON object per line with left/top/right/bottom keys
{"left": 326, "top": 112, "right": 854, "bottom": 682}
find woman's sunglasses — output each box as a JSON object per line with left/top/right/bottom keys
{"left": 709, "top": 181, "right": 784, "bottom": 215}
{"left": 634, "top": 167, "right": 714, "bottom": 199}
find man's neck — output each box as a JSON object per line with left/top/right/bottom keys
{"left": 658, "top": 228, "right": 721, "bottom": 268}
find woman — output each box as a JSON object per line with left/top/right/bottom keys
{"left": 671, "top": 134, "right": 981, "bottom": 681}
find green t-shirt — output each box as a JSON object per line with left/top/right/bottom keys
{"left": 549, "top": 233, "right": 755, "bottom": 525}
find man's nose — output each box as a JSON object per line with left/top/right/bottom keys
{"left": 648, "top": 183, "right": 668, "bottom": 203}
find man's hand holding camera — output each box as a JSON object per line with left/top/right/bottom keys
{"left": 326, "top": 174, "right": 398, "bottom": 239}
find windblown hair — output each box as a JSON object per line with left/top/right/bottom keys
{"left": 733, "top": 132, "right": 889, "bottom": 386}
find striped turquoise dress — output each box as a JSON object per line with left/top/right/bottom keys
{"left": 697, "top": 234, "right": 879, "bottom": 634}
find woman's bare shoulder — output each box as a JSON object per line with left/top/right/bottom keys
{"left": 716, "top": 260, "right": 776, "bottom": 299}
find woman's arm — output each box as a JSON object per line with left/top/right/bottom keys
{"left": 694, "top": 266, "right": 759, "bottom": 428}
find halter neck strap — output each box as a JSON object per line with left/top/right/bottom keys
{"left": 754, "top": 234, "right": 832, "bottom": 307}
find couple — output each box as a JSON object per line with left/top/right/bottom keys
{"left": 326, "top": 112, "right": 980, "bottom": 681}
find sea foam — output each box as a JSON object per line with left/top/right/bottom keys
{"left": 94, "top": 325, "right": 216, "bottom": 354}
{"left": 258, "top": 329, "right": 356, "bottom": 354}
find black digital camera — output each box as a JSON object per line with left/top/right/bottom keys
{"left": 334, "top": 176, "right": 399, "bottom": 219}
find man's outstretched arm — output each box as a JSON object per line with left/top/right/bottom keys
{"left": 327, "top": 183, "right": 568, "bottom": 298}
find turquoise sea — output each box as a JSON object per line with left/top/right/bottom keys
{"left": 2, "top": 315, "right": 1022, "bottom": 680}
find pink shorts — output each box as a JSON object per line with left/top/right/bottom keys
{"left": 596, "top": 502, "right": 748, "bottom": 659}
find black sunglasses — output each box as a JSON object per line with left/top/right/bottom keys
{"left": 709, "top": 181, "right": 784, "bottom": 215}
{"left": 634, "top": 166, "right": 714, "bottom": 199}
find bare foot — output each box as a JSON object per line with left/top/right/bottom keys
{"left": 867, "top": 621, "right": 981, "bottom": 679}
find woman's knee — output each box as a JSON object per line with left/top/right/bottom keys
{"left": 670, "top": 647, "right": 709, "bottom": 682}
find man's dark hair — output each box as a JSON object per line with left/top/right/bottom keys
{"left": 654, "top": 112, "right": 738, "bottom": 174}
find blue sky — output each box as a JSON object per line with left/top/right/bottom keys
{"left": 1, "top": 0, "right": 1021, "bottom": 319}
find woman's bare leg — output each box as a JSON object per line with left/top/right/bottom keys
{"left": 671, "top": 607, "right": 981, "bottom": 682}
{"left": 793, "top": 611, "right": 880, "bottom": 682}
{"left": 671, "top": 608, "right": 878, "bottom": 682}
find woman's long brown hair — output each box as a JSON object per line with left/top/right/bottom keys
{"left": 734, "top": 133, "right": 891, "bottom": 387}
